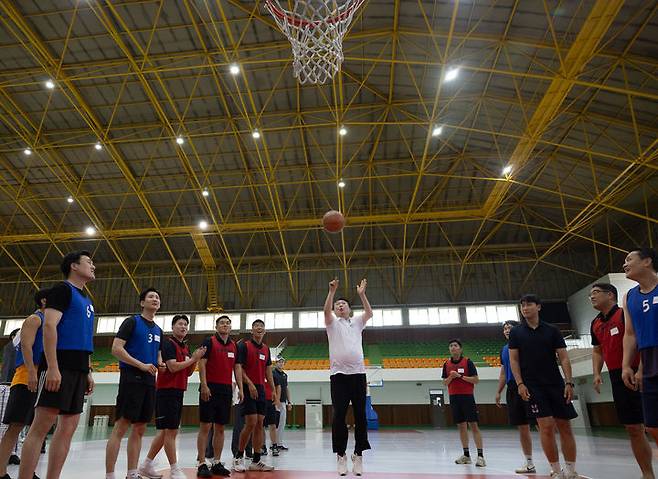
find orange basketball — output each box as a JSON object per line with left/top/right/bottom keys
{"left": 322, "top": 210, "right": 345, "bottom": 233}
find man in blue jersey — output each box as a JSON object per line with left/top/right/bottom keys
{"left": 105, "top": 288, "right": 163, "bottom": 479}
{"left": 18, "top": 251, "right": 96, "bottom": 479}
{"left": 0, "top": 289, "right": 48, "bottom": 479}
{"left": 622, "top": 247, "right": 658, "bottom": 447}
{"left": 495, "top": 320, "right": 535, "bottom": 474}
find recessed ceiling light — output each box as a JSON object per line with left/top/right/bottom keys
{"left": 339, "top": 126, "right": 347, "bottom": 136}
{"left": 176, "top": 136, "right": 185, "bottom": 145}
{"left": 202, "top": 189, "right": 209, "bottom": 197}
{"left": 45, "top": 80, "right": 55, "bottom": 89}
{"left": 432, "top": 126, "right": 443, "bottom": 137}
{"left": 502, "top": 165, "right": 512, "bottom": 176}
{"left": 444, "top": 67, "right": 460, "bottom": 82}
{"left": 338, "top": 179, "right": 346, "bottom": 188}
{"left": 67, "top": 196, "right": 74, "bottom": 204}
{"left": 24, "top": 148, "right": 32, "bottom": 156}
{"left": 94, "top": 142, "right": 102, "bottom": 150}
{"left": 85, "top": 226, "right": 96, "bottom": 236}
{"left": 199, "top": 220, "right": 208, "bottom": 230}
{"left": 229, "top": 64, "right": 240, "bottom": 75}
{"left": 252, "top": 130, "right": 261, "bottom": 139}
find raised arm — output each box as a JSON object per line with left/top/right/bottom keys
{"left": 324, "top": 278, "right": 339, "bottom": 326}
{"left": 356, "top": 279, "right": 373, "bottom": 323}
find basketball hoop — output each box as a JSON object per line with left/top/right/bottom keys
{"left": 265, "top": 0, "right": 365, "bottom": 85}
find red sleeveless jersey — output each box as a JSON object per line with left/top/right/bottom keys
{"left": 444, "top": 356, "right": 475, "bottom": 395}
{"left": 241, "top": 340, "right": 270, "bottom": 386}
{"left": 591, "top": 306, "right": 640, "bottom": 370}
{"left": 205, "top": 335, "right": 237, "bottom": 385}
{"left": 156, "top": 338, "right": 190, "bottom": 391}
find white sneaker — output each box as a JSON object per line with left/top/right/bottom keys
{"left": 232, "top": 457, "right": 245, "bottom": 472}
{"left": 337, "top": 455, "right": 348, "bottom": 476}
{"left": 248, "top": 461, "right": 274, "bottom": 471}
{"left": 564, "top": 472, "right": 580, "bottom": 479}
{"left": 137, "top": 463, "right": 163, "bottom": 479}
{"left": 515, "top": 464, "right": 536, "bottom": 473}
{"left": 170, "top": 467, "right": 186, "bottom": 479}
{"left": 475, "top": 456, "right": 486, "bottom": 467}
{"left": 351, "top": 454, "right": 363, "bottom": 476}
{"left": 455, "top": 454, "right": 472, "bottom": 465}
{"left": 550, "top": 471, "right": 565, "bottom": 479}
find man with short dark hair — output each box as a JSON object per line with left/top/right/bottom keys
{"left": 509, "top": 294, "right": 578, "bottom": 479}
{"left": 232, "top": 320, "right": 274, "bottom": 472}
{"left": 496, "top": 320, "right": 535, "bottom": 474}
{"left": 196, "top": 315, "right": 242, "bottom": 478}
{"left": 18, "top": 251, "right": 96, "bottom": 479}
{"left": 622, "top": 247, "right": 658, "bottom": 447}
{"left": 105, "top": 288, "right": 163, "bottom": 479}
{"left": 442, "top": 339, "right": 485, "bottom": 467}
{"left": 590, "top": 282, "right": 653, "bottom": 478}
{"left": 139, "top": 315, "right": 206, "bottom": 479}
{"left": 0, "top": 289, "right": 48, "bottom": 479}
{"left": 1, "top": 329, "right": 19, "bottom": 383}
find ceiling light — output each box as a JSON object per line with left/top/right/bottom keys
{"left": 338, "top": 179, "right": 346, "bottom": 188}
{"left": 229, "top": 64, "right": 240, "bottom": 75}
{"left": 85, "top": 226, "right": 96, "bottom": 236}
{"left": 252, "top": 130, "right": 260, "bottom": 139}
{"left": 444, "top": 67, "right": 460, "bottom": 82}
{"left": 339, "top": 126, "right": 347, "bottom": 136}
{"left": 23, "top": 148, "right": 32, "bottom": 156}
{"left": 202, "top": 189, "right": 209, "bottom": 197}
{"left": 176, "top": 136, "right": 185, "bottom": 145}
{"left": 94, "top": 142, "right": 102, "bottom": 150}
{"left": 45, "top": 80, "right": 55, "bottom": 89}
{"left": 67, "top": 196, "right": 74, "bottom": 204}
{"left": 502, "top": 165, "right": 512, "bottom": 176}
{"left": 432, "top": 125, "right": 443, "bottom": 137}
{"left": 199, "top": 220, "right": 208, "bottom": 230}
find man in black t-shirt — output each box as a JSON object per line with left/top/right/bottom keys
{"left": 105, "top": 288, "right": 163, "bottom": 479}
{"left": 272, "top": 358, "right": 292, "bottom": 450}
{"left": 18, "top": 251, "right": 95, "bottom": 479}
{"left": 509, "top": 294, "right": 578, "bottom": 479}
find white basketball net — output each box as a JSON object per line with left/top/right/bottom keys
{"left": 265, "top": 0, "right": 365, "bottom": 85}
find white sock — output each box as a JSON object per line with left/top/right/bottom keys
{"left": 198, "top": 459, "right": 207, "bottom": 466}
{"left": 143, "top": 457, "right": 153, "bottom": 466}
{"left": 127, "top": 469, "right": 138, "bottom": 478}
{"left": 106, "top": 474, "right": 115, "bottom": 479}
{"left": 526, "top": 455, "right": 534, "bottom": 466}
{"left": 565, "top": 461, "right": 576, "bottom": 474}
{"left": 212, "top": 458, "right": 221, "bottom": 465}
{"left": 550, "top": 462, "right": 561, "bottom": 473}
{"left": 170, "top": 462, "right": 178, "bottom": 469}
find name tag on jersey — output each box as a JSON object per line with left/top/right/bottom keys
{"left": 154, "top": 334, "right": 160, "bottom": 342}
{"left": 259, "top": 353, "right": 266, "bottom": 360}
{"left": 457, "top": 368, "right": 465, "bottom": 373}
{"left": 227, "top": 352, "right": 235, "bottom": 358}
{"left": 653, "top": 296, "right": 658, "bottom": 304}
{"left": 610, "top": 327, "right": 619, "bottom": 336}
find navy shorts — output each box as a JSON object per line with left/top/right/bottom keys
{"left": 642, "top": 376, "right": 658, "bottom": 428}
{"left": 609, "top": 369, "right": 643, "bottom": 425}
{"left": 506, "top": 382, "right": 535, "bottom": 426}
{"left": 242, "top": 385, "right": 266, "bottom": 417}
{"left": 525, "top": 384, "right": 577, "bottom": 420}
{"left": 449, "top": 394, "right": 478, "bottom": 424}
{"left": 199, "top": 383, "right": 232, "bottom": 425}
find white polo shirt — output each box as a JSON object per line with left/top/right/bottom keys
{"left": 326, "top": 313, "right": 367, "bottom": 375}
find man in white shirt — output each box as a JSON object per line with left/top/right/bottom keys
{"left": 324, "top": 278, "right": 373, "bottom": 477}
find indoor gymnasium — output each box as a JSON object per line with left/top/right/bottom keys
{"left": 0, "top": 1, "right": 656, "bottom": 479}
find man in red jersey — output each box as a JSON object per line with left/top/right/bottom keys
{"left": 232, "top": 319, "right": 276, "bottom": 472}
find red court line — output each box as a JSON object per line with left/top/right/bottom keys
{"left": 159, "top": 468, "right": 552, "bottom": 478}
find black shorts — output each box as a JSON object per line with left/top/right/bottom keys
{"left": 525, "top": 384, "right": 578, "bottom": 420}
{"left": 609, "top": 369, "right": 643, "bottom": 425}
{"left": 449, "top": 394, "right": 478, "bottom": 424}
{"left": 506, "top": 382, "right": 535, "bottom": 426}
{"left": 199, "top": 383, "right": 232, "bottom": 425}
{"left": 263, "top": 401, "right": 280, "bottom": 427}
{"left": 35, "top": 369, "right": 88, "bottom": 415}
{"left": 155, "top": 389, "right": 184, "bottom": 430}
{"left": 242, "top": 384, "right": 266, "bottom": 417}
{"left": 3, "top": 384, "right": 36, "bottom": 425}
{"left": 641, "top": 376, "right": 658, "bottom": 428}
{"left": 115, "top": 381, "right": 155, "bottom": 423}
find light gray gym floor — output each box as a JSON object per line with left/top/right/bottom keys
{"left": 12, "top": 427, "right": 653, "bottom": 478}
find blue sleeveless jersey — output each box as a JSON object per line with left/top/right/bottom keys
{"left": 500, "top": 344, "right": 513, "bottom": 384}
{"left": 15, "top": 310, "right": 44, "bottom": 368}
{"left": 627, "top": 284, "right": 658, "bottom": 350}
{"left": 57, "top": 282, "right": 94, "bottom": 352}
{"left": 120, "top": 315, "right": 162, "bottom": 369}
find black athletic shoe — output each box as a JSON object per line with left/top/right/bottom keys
{"left": 260, "top": 446, "right": 268, "bottom": 456}
{"left": 8, "top": 454, "right": 20, "bottom": 465}
{"left": 271, "top": 445, "right": 279, "bottom": 457}
{"left": 0, "top": 473, "right": 11, "bottom": 479}
{"left": 196, "top": 463, "right": 212, "bottom": 478}
{"left": 277, "top": 445, "right": 289, "bottom": 451}
{"left": 210, "top": 462, "right": 231, "bottom": 477}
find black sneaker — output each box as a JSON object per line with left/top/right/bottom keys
{"left": 8, "top": 454, "right": 20, "bottom": 465}
{"left": 271, "top": 445, "right": 279, "bottom": 457}
{"left": 277, "top": 445, "right": 289, "bottom": 451}
{"left": 197, "top": 463, "right": 212, "bottom": 478}
{"left": 210, "top": 462, "right": 231, "bottom": 477}
{"left": 0, "top": 473, "right": 11, "bottom": 479}
{"left": 260, "top": 446, "right": 268, "bottom": 456}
